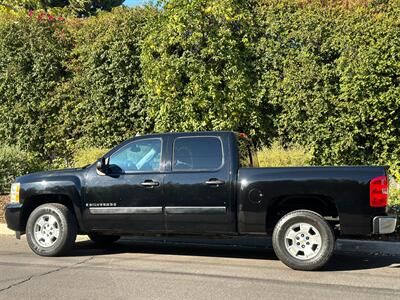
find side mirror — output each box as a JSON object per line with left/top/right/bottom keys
{"left": 96, "top": 157, "right": 107, "bottom": 174}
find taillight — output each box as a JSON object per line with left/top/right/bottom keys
{"left": 369, "top": 176, "right": 388, "bottom": 207}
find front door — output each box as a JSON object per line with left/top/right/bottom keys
{"left": 84, "top": 137, "right": 166, "bottom": 233}
{"left": 164, "top": 135, "right": 235, "bottom": 234}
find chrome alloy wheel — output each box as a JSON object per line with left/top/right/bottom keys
{"left": 33, "top": 214, "right": 60, "bottom": 248}
{"left": 284, "top": 222, "right": 322, "bottom": 260}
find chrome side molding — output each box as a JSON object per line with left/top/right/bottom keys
{"left": 89, "top": 206, "right": 227, "bottom": 215}
{"left": 165, "top": 206, "right": 226, "bottom": 214}
{"left": 89, "top": 207, "right": 162, "bottom": 214}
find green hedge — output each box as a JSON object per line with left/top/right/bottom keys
{"left": 257, "top": 141, "right": 312, "bottom": 167}
{"left": 389, "top": 179, "right": 400, "bottom": 209}
{"left": 0, "top": 11, "right": 74, "bottom": 161}
{"left": 73, "top": 147, "right": 109, "bottom": 168}
{"left": 254, "top": 0, "right": 400, "bottom": 172}
{"left": 0, "top": 145, "right": 43, "bottom": 194}
{"left": 0, "top": 0, "right": 399, "bottom": 180}
{"left": 140, "top": 0, "right": 266, "bottom": 139}
{"left": 62, "top": 7, "right": 156, "bottom": 150}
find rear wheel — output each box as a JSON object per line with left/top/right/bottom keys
{"left": 272, "top": 209, "right": 335, "bottom": 271}
{"left": 88, "top": 233, "right": 120, "bottom": 246}
{"left": 26, "top": 203, "right": 77, "bottom": 256}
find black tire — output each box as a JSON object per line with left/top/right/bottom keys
{"left": 26, "top": 203, "right": 77, "bottom": 257}
{"left": 88, "top": 233, "right": 120, "bottom": 246}
{"left": 272, "top": 209, "right": 335, "bottom": 271}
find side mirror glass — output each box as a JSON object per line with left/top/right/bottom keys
{"left": 96, "top": 157, "right": 107, "bottom": 173}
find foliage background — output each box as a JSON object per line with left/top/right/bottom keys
{"left": 0, "top": 0, "right": 400, "bottom": 209}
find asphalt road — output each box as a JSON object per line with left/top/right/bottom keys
{"left": 0, "top": 235, "right": 399, "bottom": 300}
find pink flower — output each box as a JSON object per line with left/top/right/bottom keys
{"left": 38, "top": 12, "right": 46, "bottom": 20}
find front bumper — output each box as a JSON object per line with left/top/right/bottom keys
{"left": 4, "top": 203, "right": 24, "bottom": 232}
{"left": 372, "top": 216, "right": 397, "bottom": 234}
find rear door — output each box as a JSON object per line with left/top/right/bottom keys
{"left": 164, "top": 134, "right": 235, "bottom": 234}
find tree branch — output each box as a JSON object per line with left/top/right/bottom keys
{"left": 0, "top": 2, "right": 17, "bottom": 11}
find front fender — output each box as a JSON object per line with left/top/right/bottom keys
{"left": 19, "top": 175, "right": 85, "bottom": 231}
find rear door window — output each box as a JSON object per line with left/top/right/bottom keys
{"left": 173, "top": 137, "right": 223, "bottom": 171}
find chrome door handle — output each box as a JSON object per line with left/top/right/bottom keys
{"left": 140, "top": 180, "right": 159, "bottom": 187}
{"left": 205, "top": 179, "right": 225, "bottom": 186}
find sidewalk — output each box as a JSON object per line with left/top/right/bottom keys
{"left": 0, "top": 223, "right": 13, "bottom": 235}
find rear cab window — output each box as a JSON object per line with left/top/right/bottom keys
{"left": 236, "top": 133, "right": 259, "bottom": 168}
{"left": 173, "top": 136, "right": 224, "bottom": 171}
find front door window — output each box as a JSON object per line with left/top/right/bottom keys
{"left": 109, "top": 138, "right": 162, "bottom": 173}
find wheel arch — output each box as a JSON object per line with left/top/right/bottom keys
{"left": 266, "top": 195, "right": 339, "bottom": 233}
{"left": 21, "top": 193, "right": 83, "bottom": 232}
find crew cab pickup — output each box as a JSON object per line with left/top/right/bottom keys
{"left": 4, "top": 131, "right": 397, "bottom": 270}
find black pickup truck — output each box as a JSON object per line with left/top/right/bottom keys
{"left": 5, "top": 131, "right": 397, "bottom": 270}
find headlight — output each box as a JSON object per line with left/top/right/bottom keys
{"left": 10, "top": 183, "right": 20, "bottom": 203}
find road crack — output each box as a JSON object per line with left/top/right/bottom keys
{"left": 0, "top": 256, "right": 94, "bottom": 293}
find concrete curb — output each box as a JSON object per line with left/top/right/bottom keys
{"left": 0, "top": 223, "right": 398, "bottom": 255}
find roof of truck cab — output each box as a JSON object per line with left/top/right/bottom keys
{"left": 133, "top": 131, "right": 236, "bottom": 138}
{"left": 103, "top": 131, "right": 237, "bottom": 158}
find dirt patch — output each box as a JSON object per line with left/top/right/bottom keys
{"left": 0, "top": 195, "right": 9, "bottom": 223}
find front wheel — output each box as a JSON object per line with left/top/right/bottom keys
{"left": 272, "top": 210, "right": 335, "bottom": 271}
{"left": 26, "top": 203, "right": 77, "bottom": 256}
